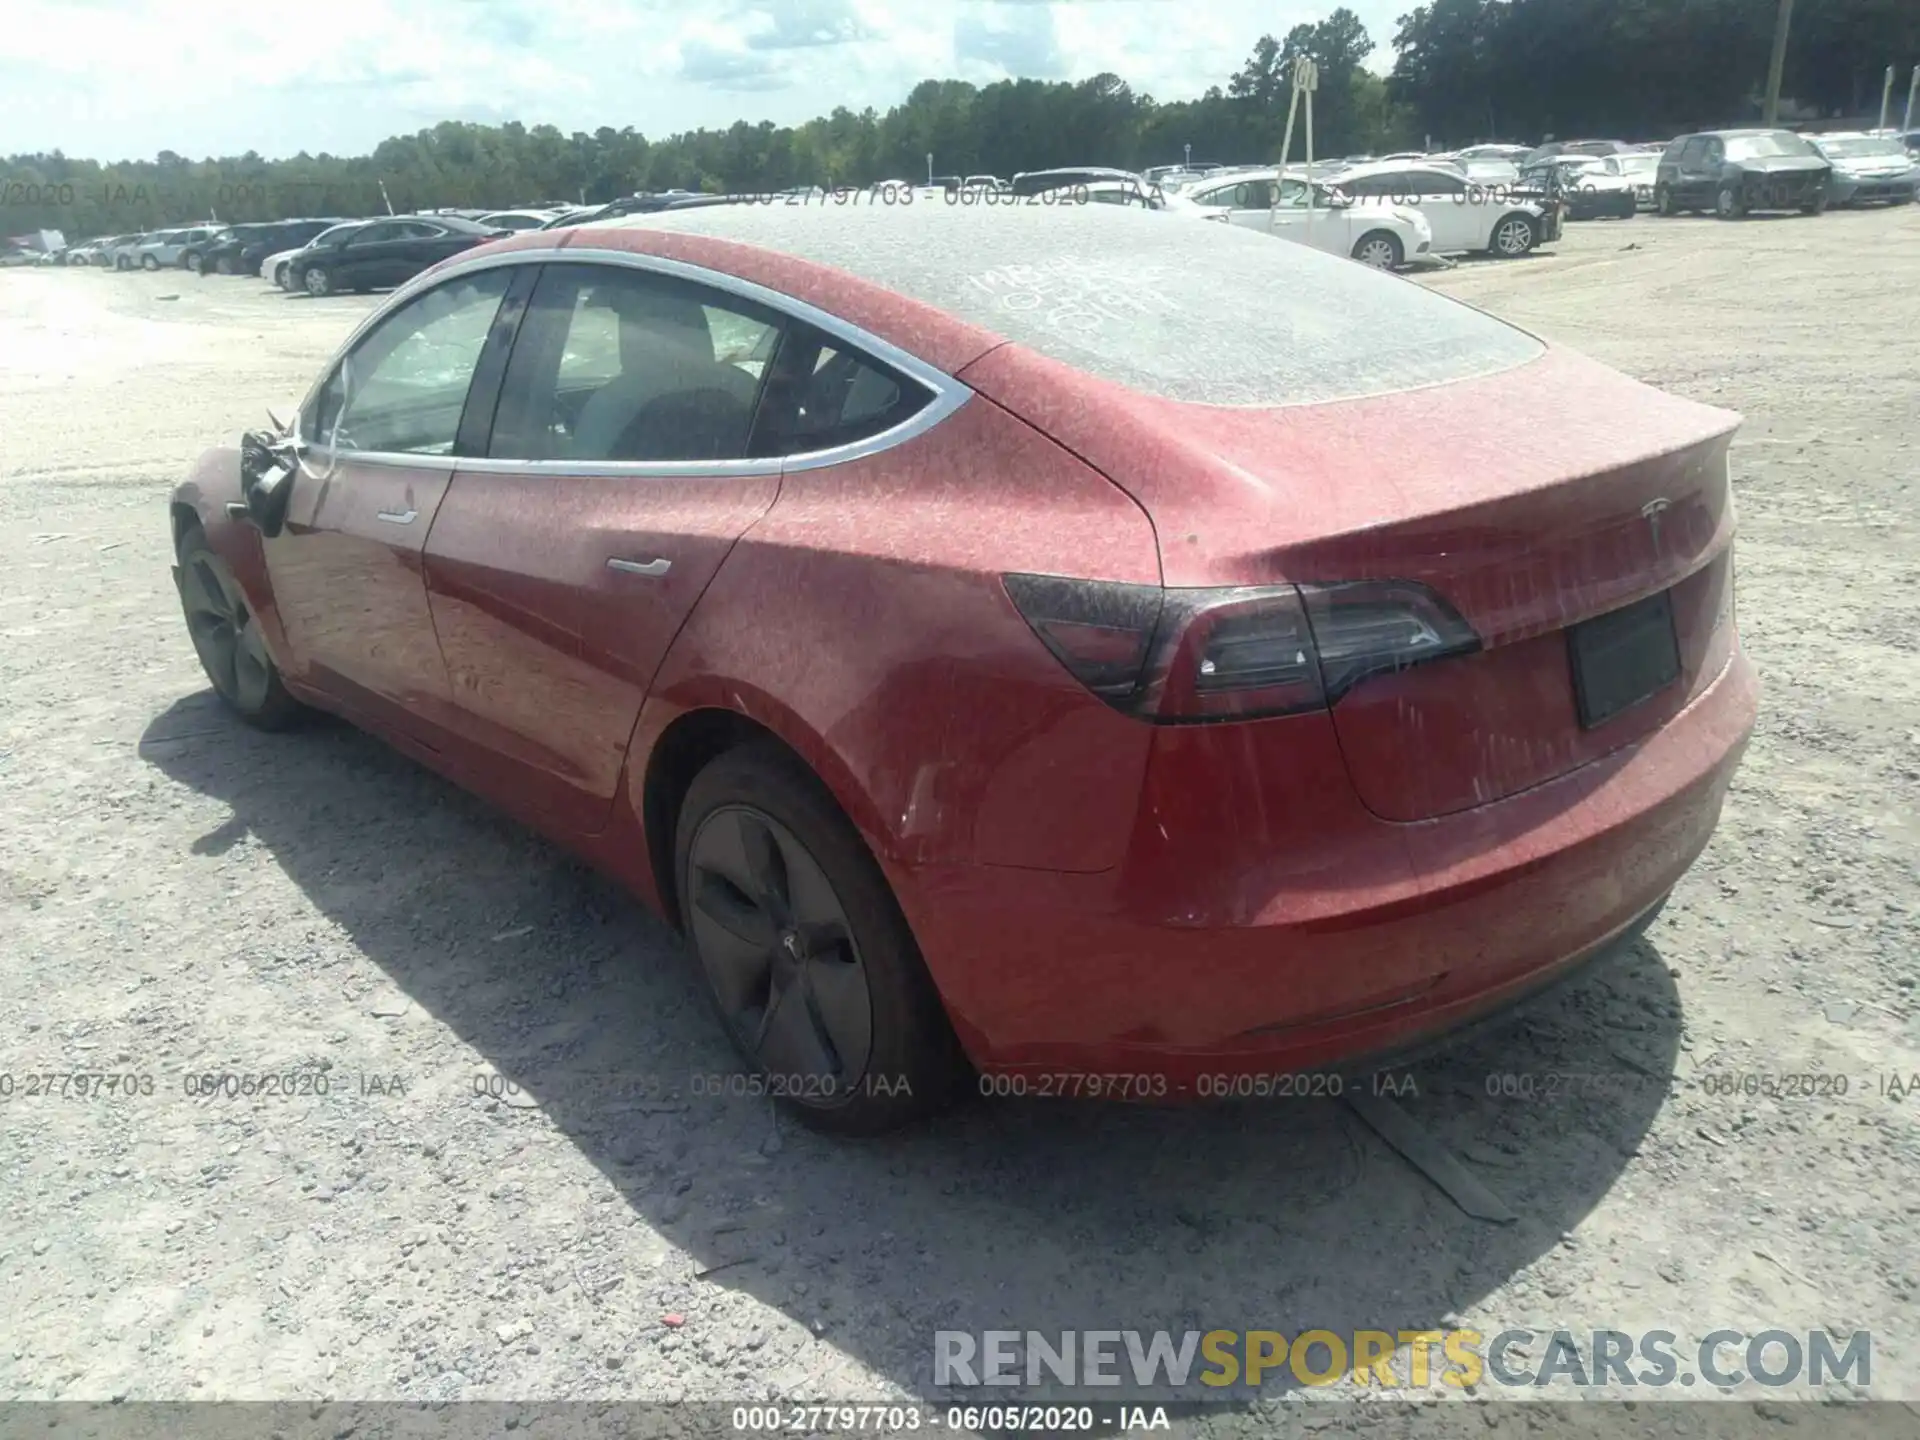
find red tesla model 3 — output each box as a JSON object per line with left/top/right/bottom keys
{"left": 169, "top": 204, "right": 1757, "bottom": 1132}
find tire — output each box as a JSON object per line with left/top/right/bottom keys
{"left": 1488, "top": 212, "right": 1538, "bottom": 257}
{"left": 141, "top": 254, "right": 159, "bottom": 270}
{"left": 674, "top": 740, "right": 967, "bottom": 1135}
{"left": 1654, "top": 185, "right": 1676, "bottom": 216}
{"left": 216, "top": 255, "right": 235, "bottom": 274}
{"left": 273, "top": 263, "right": 290, "bottom": 289}
{"left": 304, "top": 265, "right": 332, "bottom": 297}
{"left": 174, "top": 525, "right": 304, "bottom": 731}
{"left": 1350, "top": 230, "right": 1404, "bottom": 269}
{"left": 185, "top": 252, "right": 203, "bottom": 273}
{"left": 1715, "top": 185, "right": 1746, "bottom": 219}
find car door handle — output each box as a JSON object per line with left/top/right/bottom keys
{"left": 376, "top": 508, "right": 417, "bottom": 525}
{"left": 607, "top": 556, "right": 671, "bottom": 577}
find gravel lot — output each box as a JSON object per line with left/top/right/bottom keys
{"left": 2, "top": 208, "right": 1917, "bottom": 1418}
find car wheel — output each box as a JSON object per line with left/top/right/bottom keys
{"left": 185, "top": 252, "right": 203, "bottom": 273}
{"left": 1350, "top": 230, "right": 1404, "bottom": 269}
{"left": 174, "top": 525, "right": 303, "bottom": 731}
{"left": 1715, "top": 185, "right": 1746, "bottom": 219}
{"left": 304, "top": 266, "right": 332, "bottom": 297}
{"left": 1489, "top": 212, "right": 1538, "bottom": 257}
{"left": 674, "top": 741, "right": 967, "bottom": 1135}
{"left": 141, "top": 254, "right": 159, "bottom": 270}
{"left": 1654, "top": 185, "right": 1675, "bottom": 216}
{"left": 273, "top": 263, "right": 290, "bottom": 289}
{"left": 216, "top": 255, "right": 235, "bottom": 274}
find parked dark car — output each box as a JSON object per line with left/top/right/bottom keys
{"left": 285, "top": 215, "right": 506, "bottom": 296}
{"left": 222, "top": 218, "right": 345, "bottom": 277}
{"left": 1008, "top": 166, "right": 1145, "bottom": 197}
{"left": 1655, "top": 130, "right": 1830, "bottom": 218}
{"left": 540, "top": 194, "right": 702, "bottom": 229}
{"left": 180, "top": 223, "right": 266, "bottom": 274}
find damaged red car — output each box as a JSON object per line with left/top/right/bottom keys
{"left": 169, "top": 205, "right": 1757, "bottom": 1132}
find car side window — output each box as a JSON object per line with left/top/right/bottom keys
{"left": 305, "top": 268, "right": 513, "bottom": 456}
{"left": 1342, "top": 172, "right": 1396, "bottom": 197}
{"left": 748, "top": 325, "right": 935, "bottom": 459}
{"left": 1415, "top": 170, "right": 1468, "bottom": 195}
{"left": 487, "top": 263, "right": 783, "bottom": 464}
{"left": 349, "top": 223, "right": 399, "bottom": 246}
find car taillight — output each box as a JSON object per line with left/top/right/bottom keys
{"left": 1003, "top": 574, "right": 1479, "bottom": 724}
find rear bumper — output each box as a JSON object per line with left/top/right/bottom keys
{"left": 900, "top": 641, "right": 1756, "bottom": 1088}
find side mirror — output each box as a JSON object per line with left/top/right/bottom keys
{"left": 238, "top": 428, "right": 297, "bottom": 538}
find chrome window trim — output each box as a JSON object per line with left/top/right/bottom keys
{"left": 293, "top": 244, "right": 972, "bottom": 477}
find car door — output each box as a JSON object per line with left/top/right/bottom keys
{"left": 334, "top": 221, "right": 405, "bottom": 288}
{"left": 420, "top": 259, "right": 802, "bottom": 833}
{"left": 1394, "top": 167, "right": 1478, "bottom": 250}
{"left": 1674, "top": 138, "right": 1710, "bottom": 207}
{"left": 263, "top": 265, "right": 518, "bottom": 740}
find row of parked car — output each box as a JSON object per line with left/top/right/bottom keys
{"left": 1007, "top": 126, "right": 1918, "bottom": 269}
{"left": 40, "top": 124, "right": 1917, "bottom": 290}
{"left": 54, "top": 206, "right": 571, "bottom": 294}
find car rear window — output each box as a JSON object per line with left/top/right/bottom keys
{"left": 634, "top": 205, "right": 1543, "bottom": 408}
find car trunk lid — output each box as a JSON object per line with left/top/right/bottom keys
{"left": 960, "top": 341, "right": 1740, "bottom": 821}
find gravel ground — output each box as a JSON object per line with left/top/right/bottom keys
{"left": 1, "top": 208, "right": 1917, "bottom": 1419}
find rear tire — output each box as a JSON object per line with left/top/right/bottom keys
{"left": 1654, "top": 184, "right": 1675, "bottom": 216}
{"left": 174, "top": 526, "right": 304, "bottom": 730}
{"left": 304, "top": 266, "right": 332, "bottom": 297}
{"left": 673, "top": 741, "right": 968, "bottom": 1135}
{"left": 216, "top": 255, "right": 235, "bottom": 274}
{"left": 1715, "top": 184, "right": 1746, "bottom": 219}
{"left": 185, "top": 252, "right": 203, "bottom": 273}
{"left": 141, "top": 254, "right": 158, "bottom": 270}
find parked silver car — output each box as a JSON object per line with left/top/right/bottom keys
{"left": 107, "top": 233, "right": 162, "bottom": 270}
{"left": 1807, "top": 133, "right": 1918, "bottom": 206}
{"left": 131, "top": 226, "right": 219, "bottom": 270}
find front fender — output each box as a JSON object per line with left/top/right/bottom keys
{"left": 172, "top": 447, "right": 297, "bottom": 678}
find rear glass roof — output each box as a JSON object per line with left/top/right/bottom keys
{"left": 617, "top": 204, "right": 1544, "bottom": 408}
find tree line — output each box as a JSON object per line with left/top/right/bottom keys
{"left": 4, "top": 0, "right": 1914, "bottom": 242}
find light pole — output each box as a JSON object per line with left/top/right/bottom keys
{"left": 1878, "top": 65, "right": 1896, "bottom": 132}
{"left": 1761, "top": 0, "right": 1794, "bottom": 126}
{"left": 1905, "top": 65, "right": 1919, "bottom": 132}
{"left": 1184, "top": 142, "right": 1191, "bottom": 168}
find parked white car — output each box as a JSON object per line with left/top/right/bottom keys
{"left": 474, "top": 209, "right": 563, "bottom": 231}
{"left": 131, "top": 226, "right": 218, "bottom": 270}
{"left": 262, "top": 221, "right": 366, "bottom": 287}
{"left": 1164, "top": 168, "right": 1433, "bottom": 269}
{"left": 1321, "top": 160, "right": 1553, "bottom": 257}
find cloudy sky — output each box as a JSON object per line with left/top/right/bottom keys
{"left": 1, "top": 0, "right": 1406, "bottom": 162}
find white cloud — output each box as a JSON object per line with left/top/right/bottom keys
{"left": 0, "top": 0, "right": 1406, "bottom": 160}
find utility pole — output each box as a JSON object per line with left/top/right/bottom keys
{"left": 1905, "top": 65, "right": 1919, "bottom": 132}
{"left": 1877, "top": 65, "right": 1896, "bottom": 131}
{"left": 1761, "top": 0, "right": 1794, "bottom": 126}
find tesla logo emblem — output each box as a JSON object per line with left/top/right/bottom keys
{"left": 1641, "top": 497, "right": 1672, "bottom": 550}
